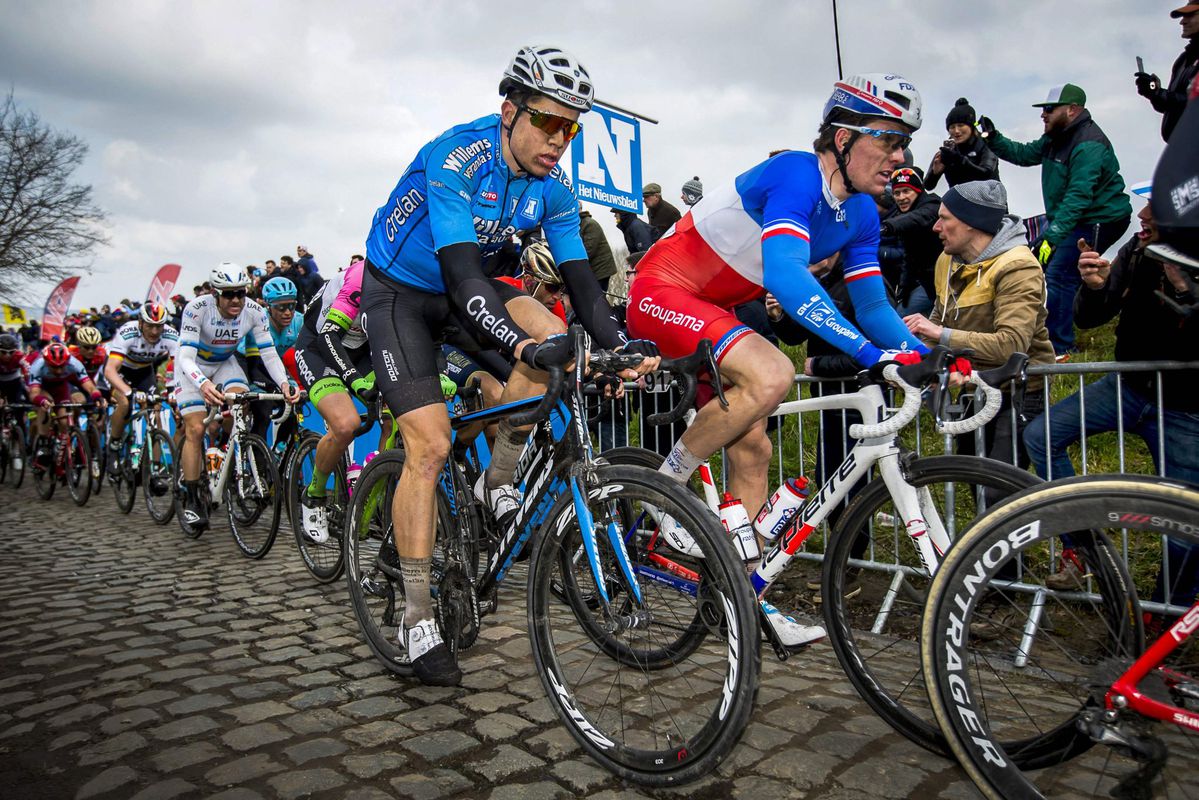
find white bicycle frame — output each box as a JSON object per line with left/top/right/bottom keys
{"left": 200, "top": 393, "right": 285, "bottom": 507}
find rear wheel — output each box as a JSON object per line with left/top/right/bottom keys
{"left": 227, "top": 434, "right": 282, "bottom": 558}
{"left": 921, "top": 475, "right": 1193, "bottom": 800}
{"left": 142, "top": 429, "right": 176, "bottom": 524}
{"left": 4, "top": 424, "right": 26, "bottom": 489}
{"left": 32, "top": 435, "right": 55, "bottom": 500}
{"left": 112, "top": 436, "right": 137, "bottom": 514}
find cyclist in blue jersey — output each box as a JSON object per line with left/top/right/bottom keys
{"left": 239, "top": 276, "right": 304, "bottom": 442}
{"left": 361, "top": 46, "right": 659, "bottom": 685}
{"left": 627, "top": 74, "right": 941, "bottom": 649}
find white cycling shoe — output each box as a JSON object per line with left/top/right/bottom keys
{"left": 301, "top": 495, "right": 330, "bottom": 544}
{"left": 657, "top": 511, "right": 704, "bottom": 558}
{"left": 760, "top": 601, "right": 825, "bottom": 651}
{"left": 473, "top": 475, "right": 520, "bottom": 524}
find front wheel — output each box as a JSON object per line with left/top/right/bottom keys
{"left": 112, "top": 436, "right": 137, "bottom": 514}
{"left": 226, "top": 434, "right": 282, "bottom": 558}
{"left": 528, "top": 464, "right": 760, "bottom": 786}
{"left": 288, "top": 432, "right": 346, "bottom": 582}
{"left": 821, "top": 455, "right": 1039, "bottom": 758}
{"left": 4, "top": 425, "right": 26, "bottom": 489}
{"left": 142, "top": 429, "right": 176, "bottom": 524}
{"left": 65, "top": 429, "right": 93, "bottom": 507}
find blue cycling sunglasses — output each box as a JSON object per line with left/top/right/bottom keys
{"left": 830, "top": 122, "right": 912, "bottom": 152}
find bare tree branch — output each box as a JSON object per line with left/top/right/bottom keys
{"left": 0, "top": 92, "right": 108, "bottom": 303}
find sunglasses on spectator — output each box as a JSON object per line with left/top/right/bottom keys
{"left": 219, "top": 289, "right": 247, "bottom": 300}
{"left": 519, "top": 105, "right": 582, "bottom": 143}
{"left": 830, "top": 122, "right": 912, "bottom": 152}
{"left": 270, "top": 302, "right": 297, "bottom": 313}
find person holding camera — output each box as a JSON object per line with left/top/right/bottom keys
{"left": 924, "top": 98, "right": 999, "bottom": 191}
{"left": 1135, "top": 3, "right": 1199, "bottom": 142}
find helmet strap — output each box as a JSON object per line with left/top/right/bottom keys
{"left": 833, "top": 130, "right": 861, "bottom": 195}
{"left": 502, "top": 105, "right": 539, "bottom": 178}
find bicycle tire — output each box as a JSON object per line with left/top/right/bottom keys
{"left": 345, "top": 450, "right": 458, "bottom": 678}
{"left": 226, "top": 433, "right": 282, "bottom": 559}
{"left": 921, "top": 475, "right": 1199, "bottom": 800}
{"left": 821, "top": 454, "right": 1039, "bottom": 757}
{"left": 142, "top": 429, "right": 176, "bottom": 524}
{"left": 528, "top": 463, "right": 760, "bottom": 786}
{"left": 5, "top": 425, "right": 26, "bottom": 489}
{"left": 32, "top": 435, "right": 56, "bottom": 500}
{"left": 112, "top": 435, "right": 137, "bottom": 514}
{"left": 66, "top": 428, "right": 92, "bottom": 507}
{"left": 289, "top": 432, "right": 347, "bottom": 583}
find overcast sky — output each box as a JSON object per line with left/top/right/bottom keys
{"left": 1, "top": 0, "right": 1179, "bottom": 309}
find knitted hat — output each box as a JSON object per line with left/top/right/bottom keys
{"left": 642, "top": 182, "right": 662, "bottom": 195}
{"left": 942, "top": 180, "right": 1008, "bottom": 234}
{"left": 889, "top": 168, "right": 924, "bottom": 194}
{"left": 945, "top": 97, "right": 976, "bottom": 128}
{"left": 681, "top": 176, "right": 703, "bottom": 205}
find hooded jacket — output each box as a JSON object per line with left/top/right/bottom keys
{"left": 927, "top": 216, "right": 1056, "bottom": 386}
{"left": 615, "top": 213, "right": 653, "bottom": 255}
{"left": 883, "top": 191, "right": 943, "bottom": 303}
{"left": 1151, "top": 39, "right": 1199, "bottom": 141}
{"left": 989, "top": 110, "right": 1132, "bottom": 247}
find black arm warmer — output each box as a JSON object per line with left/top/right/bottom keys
{"left": 559, "top": 258, "right": 626, "bottom": 350}
{"left": 439, "top": 241, "right": 534, "bottom": 355}
{"left": 315, "top": 320, "right": 364, "bottom": 386}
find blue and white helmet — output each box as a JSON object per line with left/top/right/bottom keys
{"left": 499, "top": 46, "right": 594, "bottom": 112}
{"left": 823, "top": 73, "right": 923, "bottom": 132}
{"left": 262, "top": 277, "right": 297, "bottom": 305}
{"left": 210, "top": 262, "right": 249, "bottom": 290}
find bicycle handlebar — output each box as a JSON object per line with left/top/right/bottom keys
{"left": 934, "top": 352, "right": 1029, "bottom": 436}
{"left": 848, "top": 347, "right": 951, "bottom": 440}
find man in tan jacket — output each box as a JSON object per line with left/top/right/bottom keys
{"left": 904, "top": 180, "right": 1054, "bottom": 471}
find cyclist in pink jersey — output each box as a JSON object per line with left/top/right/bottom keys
{"left": 627, "top": 74, "right": 935, "bottom": 648}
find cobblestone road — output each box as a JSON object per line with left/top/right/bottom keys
{"left": 0, "top": 482, "right": 980, "bottom": 799}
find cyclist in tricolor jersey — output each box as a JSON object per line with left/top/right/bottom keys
{"left": 627, "top": 74, "right": 933, "bottom": 647}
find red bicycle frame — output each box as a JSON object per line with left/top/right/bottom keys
{"left": 1107, "top": 599, "right": 1199, "bottom": 732}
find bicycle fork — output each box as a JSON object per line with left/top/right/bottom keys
{"left": 569, "top": 475, "right": 648, "bottom": 632}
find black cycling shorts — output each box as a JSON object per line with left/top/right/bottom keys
{"left": 361, "top": 261, "right": 522, "bottom": 417}
{"left": 292, "top": 328, "right": 373, "bottom": 391}
{"left": 117, "top": 364, "right": 157, "bottom": 394}
{"left": 0, "top": 377, "right": 27, "bottom": 404}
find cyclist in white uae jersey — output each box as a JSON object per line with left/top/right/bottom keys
{"left": 175, "top": 263, "right": 300, "bottom": 529}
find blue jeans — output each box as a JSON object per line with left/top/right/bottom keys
{"left": 1023, "top": 373, "right": 1199, "bottom": 609}
{"left": 1044, "top": 219, "right": 1129, "bottom": 355}
{"left": 896, "top": 285, "right": 933, "bottom": 318}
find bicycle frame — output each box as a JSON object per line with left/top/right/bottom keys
{"left": 202, "top": 397, "right": 278, "bottom": 507}
{"left": 1107, "top": 598, "right": 1199, "bottom": 732}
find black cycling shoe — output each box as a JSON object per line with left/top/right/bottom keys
{"left": 182, "top": 482, "right": 209, "bottom": 530}
{"left": 375, "top": 536, "right": 402, "bottom": 580}
{"left": 106, "top": 444, "right": 122, "bottom": 476}
{"left": 402, "top": 616, "right": 462, "bottom": 687}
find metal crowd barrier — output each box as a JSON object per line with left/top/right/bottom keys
{"left": 594, "top": 360, "right": 1199, "bottom": 632}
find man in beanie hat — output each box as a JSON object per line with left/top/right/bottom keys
{"left": 642, "top": 182, "right": 681, "bottom": 242}
{"left": 681, "top": 176, "right": 703, "bottom": 206}
{"left": 977, "top": 84, "right": 1132, "bottom": 359}
{"left": 1135, "top": 3, "right": 1199, "bottom": 142}
{"left": 905, "top": 179, "right": 1055, "bottom": 472}
{"left": 924, "top": 98, "right": 999, "bottom": 191}
{"left": 883, "top": 168, "right": 943, "bottom": 315}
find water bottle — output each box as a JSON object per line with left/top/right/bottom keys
{"left": 130, "top": 444, "right": 142, "bottom": 469}
{"left": 718, "top": 493, "right": 760, "bottom": 563}
{"left": 345, "top": 462, "right": 362, "bottom": 496}
{"left": 205, "top": 446, "right": 223, "bottom": 485}
{"left": 754, "top": 477, "right": 811, "bottom": 541}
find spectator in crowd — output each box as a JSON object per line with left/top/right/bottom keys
{"left": 611, "top": 208, "right": 653, "bottom": 255}
{"left": 578, "top": 204, "right": 618, "bottom": 290}
{"left": 264, "top": 259, "right": 278, "bottom": 276}
{"left": 681, "top": 176, "right": 703, "bottom": 207}
{"left": 296, "top": 245, "right": 320, "bottom": 278}
{"left": 1135, "top": 3, "right": 1199, "bottom": 141}
{"left": 883, "top": 168, "right": 943, "bottom": 316}
{"left": 876, "top": 191, "right": 905, "bottom": 296}
{"left": 642, "top": 182, "right": 681, "bottom": 242}
{"left": 170, "top": 294, "right": 187, "bottom": 331}
{"left": 192, "top": 285, "right": 204, "bottom": 298}
{"left": 905, "top": 180, "right": 1055, "bottom": 472}
{"left": 924, "top": 98, "right": 1000, "bottom": 191}
{"left": 1024, "top": 201, "right": 1199, "bottom": 607}
{"left": 980, "top": 83, "right": 1132, "bottom": 360}
{"left": 18, "top": 318, "right": 39, "bottom": 346}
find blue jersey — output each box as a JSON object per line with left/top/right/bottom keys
{"left": 239, "top": 311, "right": 303, "bottom": 356}
{"left": 365, "top": 114, "right": 587, "bottom": 293}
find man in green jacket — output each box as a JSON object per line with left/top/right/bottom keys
{"left": 578, "top": 205, "right": 618, "bottom": 290}
{"left": 978, "top": 84, "right": 1132, "bottom": 358}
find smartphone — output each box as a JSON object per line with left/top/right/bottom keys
{"left": 1137, "top": 56, "right": 1145, "bottom": 73}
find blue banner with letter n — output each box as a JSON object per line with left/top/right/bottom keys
{"left": 567, "top": 103, "right": 643, "bottom": 214}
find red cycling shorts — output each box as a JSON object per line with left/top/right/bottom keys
{"left": 626, "top": 275, "right": 754, "bottom": 364}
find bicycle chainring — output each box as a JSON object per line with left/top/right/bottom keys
{"left": 437, "top": 562, "right": 480, "bottom": 653}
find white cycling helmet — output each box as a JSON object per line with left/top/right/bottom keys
{"left": 823, "top": 73, "right": 923, "bottom": 132}
{"left": 210, "top": 262, "right": 250, "bottom": 290}
{"left": 499, "top": 45, "right": 594, "bottom": 112}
